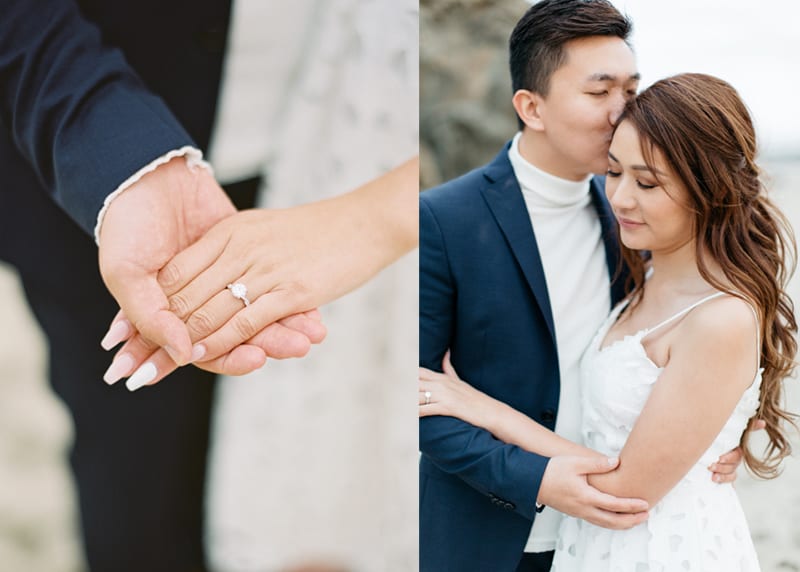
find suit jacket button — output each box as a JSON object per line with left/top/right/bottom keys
{"left": 541, "top": 409, "right": 556, "bottom": 423}
{"left": 504, "top": 502, "right": 515, "bottom": 510}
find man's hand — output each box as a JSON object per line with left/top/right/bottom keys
{"left": 537, "top": 456, "right": 649, "bottom": 530}
{"left": 98, "top": 156, "right": 236, "bottom": 366}
{"left": 708, "top": 419, "right": 766, "bottom": 483}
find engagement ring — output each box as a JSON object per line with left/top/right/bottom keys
{"left": 226, "top": 282, "right": 251, "bottom": 307}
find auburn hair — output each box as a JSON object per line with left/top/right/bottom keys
{"left": 617, "top": 73, "right": 797, "bottom": 478}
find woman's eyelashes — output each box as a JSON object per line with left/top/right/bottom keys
{"left": 605, "top": 169, "right": 658, "bottom": 189}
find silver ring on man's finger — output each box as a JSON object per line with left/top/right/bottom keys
{"left": 424, "top": 390, "right": 431, "bottom": 406}
{"left": 226, "top": 282, "right": 251, "bottom": 307}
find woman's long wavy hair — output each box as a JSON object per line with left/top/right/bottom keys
{"left": 617, "top": 73, "right": 797, "bottom": 478}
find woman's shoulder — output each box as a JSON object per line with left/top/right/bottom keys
{"left": 677, "top": 293, "right": 760, "bottom": 368}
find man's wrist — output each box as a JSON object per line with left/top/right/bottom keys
{"left": 93, "top": 146, "right": 210, "bottom": 245}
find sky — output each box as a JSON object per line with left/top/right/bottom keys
{"left": 611, "top": 0, "right": 800, "bottom": 157}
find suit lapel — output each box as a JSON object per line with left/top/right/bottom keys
{"left": 480, "top": 147, "right": 556, "bottom": 345}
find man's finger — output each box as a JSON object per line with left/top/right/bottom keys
{"left": 278, "top": 313, "right": 327, "bottom": 345}
{"left": 709, "top": 461, "right": 738, "bottom": 474}
{"left": 194, "top": 345, "right": 268, "bottom": 376}
{"left": 715, "top": 446, "right": 743, "bottom": 466}
{"left": 245, "top": 322, "right": 314, "bottom": 360}
{"left": 442, "top": 351, "right": 459, "bottom": 379}
{"left": 103, "top": 332, "right": 159, "bottom": 385}
{"left": 586, "top": 508, "right": 649, "bottom": 530}
{"left": 576, "top": 455, "right": 620, "bottom": 475}
{"left": 587, "top": 489, "right": 649, "bottom": 515}
{"left": 111, "top": 272, "right": 193, "bottom": 365}
{"left": 100, "top": 310, "right": 133, "bottom": 350}
{"left": 711, "top": 471, "right": 737, "bottom": 484}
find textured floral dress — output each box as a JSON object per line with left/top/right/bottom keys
{"left": 552, "top": 293, "right": 762, "bottom": 571}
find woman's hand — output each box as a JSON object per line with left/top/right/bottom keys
{"left": 419, "top": 352, "right": 495, "bottom": 429}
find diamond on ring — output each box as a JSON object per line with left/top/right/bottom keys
{"left": 424, "top": 390, "right": 431, "bottom": 406}
{"left": 226, "top": 282, "right": 251, "bottom": 307}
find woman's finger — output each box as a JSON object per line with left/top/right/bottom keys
{"left": 103, "top": 331, "right": 160, "bottom": 385}
{"left": 191, "top": 288, "right": 308, "bottom": 362}
{"left": 156, "top": 222, "right": 230, "bottom": 297}
{"left": 442, "top": 350, "right": 460, "bottom": 380}
{"left": 419, "top": 367, "right": 443, "bottom": 381}
{"left": 123, "top": 347, "right": 179, "bottom": 391}
{"left": 181, "top": 272, "right": 284, "bottom": 349}
{"left": 166, "top": 256, "right": 250, "bottom": 321}
{"left": 100, "top": 310, "right": 133, "bottom": 350}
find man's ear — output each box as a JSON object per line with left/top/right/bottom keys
{"left": 512, "top": 89, "right": 545, "bottom": 132}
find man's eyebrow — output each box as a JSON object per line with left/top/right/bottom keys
{"left": 587, "top": 72, "right": 642, "bottom": 82}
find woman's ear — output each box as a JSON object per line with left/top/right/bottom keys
{"left": 512, "top": 89, "right": 545, "bottom": 132}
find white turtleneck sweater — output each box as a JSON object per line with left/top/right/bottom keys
{"left": 507, "top": 132, "right": 612, "bottom": 553}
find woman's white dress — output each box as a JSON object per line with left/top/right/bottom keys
{"left": 551, "top": 294, "right": 762, "bottom": 571}
{"left": 204, "top": 1, "right": 418, "bottom": 570}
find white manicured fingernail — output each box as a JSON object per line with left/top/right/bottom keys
{"left": 126, "top": 362, "right": 157, "bottom": 392}
{"left": 100, "top": 320, "right": 131, "bottom": 350}
{"left": 103, "top": 352, "right": 135, "bottom": 385}
{"left": 191, "top": 344, "right": 206, "bottom": 362}
{"left": 608, "top": 457, "right": 619, "bottom": 466}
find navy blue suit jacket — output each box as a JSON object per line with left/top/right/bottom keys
{"left": 0, "top": 0, "right": 230, "bottom": 239}
{"left": 419, "top": 142, "right": 627, "bottom": 571}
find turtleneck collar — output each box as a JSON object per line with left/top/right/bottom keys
{"left": 508, "top": 132, "right": 592, "bottom": 209}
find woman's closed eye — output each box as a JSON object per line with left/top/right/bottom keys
{"left": 606, "top": 169, "right": 657, "bottom": 190}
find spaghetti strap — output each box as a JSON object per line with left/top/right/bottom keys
{"left": 644, "top": 291, "right": 727, "bottom": 337}
{"left": 741, "top": 299, "right": 762, "bottom": 370}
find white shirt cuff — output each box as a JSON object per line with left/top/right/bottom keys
{"left": 93, "top": 146, "right": 212, "bottom": 245}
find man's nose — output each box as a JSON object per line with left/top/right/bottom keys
{"left": 608, "top": 92, "right": 628, "bottom": 125}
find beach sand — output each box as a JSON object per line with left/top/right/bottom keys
{"left": 1, "top": 161, "right": 800, "bottom": 570}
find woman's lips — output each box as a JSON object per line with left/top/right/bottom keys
{"left": 617, "top": 216, "right": 644, "bottom": 229}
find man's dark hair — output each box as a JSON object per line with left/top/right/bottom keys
{"left": 509, "top": 0, "right": 632, "bottom": 97}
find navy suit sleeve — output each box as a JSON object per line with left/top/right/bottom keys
{"left": 0, "top": 0, "right": 196, "bottom": 236}
{"left": 419, "top": 195, "right": 549, "bottom": 521}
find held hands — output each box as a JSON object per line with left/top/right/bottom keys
{"left": 99, "top": 157, "right": 418, "bottom": 390}
{"left": 101, "top": 199, "right": 374, "bottom": 389}
{"left": 98, "top": 158, "right": 327, "bottom": 390}
{"left": 98, "top": 155, "right": 236, "bottom": 367}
